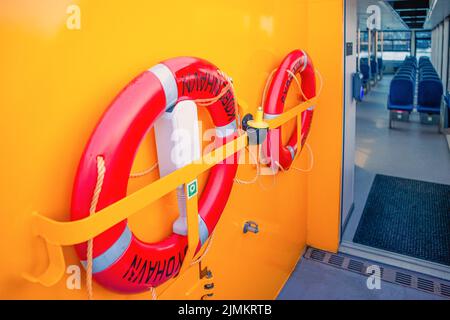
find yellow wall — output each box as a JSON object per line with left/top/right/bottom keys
{"left": 306, "top": 0, "right": 343, "bottom": 252}
{"left": 0, "top": 0, "right": 343, "bottom": 299}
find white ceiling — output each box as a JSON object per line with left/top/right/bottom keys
{"left": 424, "top": 0, "right": 450, "bottom": 29}
{"left": 357, "top": 0, "right": 409, "bottom": 31}
{"left": 357, "top": 0, "right": 450, "bottom": 31}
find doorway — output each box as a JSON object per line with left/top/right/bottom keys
{"left": 340, "top": 0, "right": 450, "bottom": 280}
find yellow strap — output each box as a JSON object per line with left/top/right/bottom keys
{"left": 31, "top": 134, "right": 247, "bottom": 246}
{"left": 178, "top": 188, "right": 200, "bottom": 275}
{"left": 24, "top": 96, "right": 317, "bottom": 289}
{"left": 294, "top": 111, "right": 303, "bottom": 163}
{"left": 30, "top": 99, "right": 315, "bottom": 248}
{"left": 266, "top": 98, "right": 314, "bottom": 169}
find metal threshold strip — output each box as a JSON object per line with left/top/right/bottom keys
{"left": 305, "top": 246, "right": 450, "bottom": 299}
{"left": 339, "top": 240, "right": 450, "bottom": 282}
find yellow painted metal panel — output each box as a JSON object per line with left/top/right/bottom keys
{"left": 305, "top": 0, "right": 344, "bottom": 253}
{"left": 0, "top": 0, "right": 344, "bottom": 299}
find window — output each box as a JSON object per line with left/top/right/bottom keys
{"left": 416, "top": 31, "right": 432, "bottom": 59}
{"left": 381, "top": 31, "right": 412, "bottom": 61}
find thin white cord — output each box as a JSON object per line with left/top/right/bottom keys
{"left": 190, "top": 233, "right": 215, "bottom": 266}
{"left": 234, "top": 145, "right": 261, "bottom": 185}
{"left": 315, "top": 69, "right": 324, "bottom": 98}
{"left": 129, "top": 163, "right": 158, "bottom": 178}
{"left": 86, "top": 156, "right": 106, "bottom": 300}
{"left": 286, "top": 70, "right": 308, "bottom": 101}
{"left": 150, "top": 287, "right": 157, "bottom": 300}
{"left": 291, "top": 142, "right": 314, "bottom": 173}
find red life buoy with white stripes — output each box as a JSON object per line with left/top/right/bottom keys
{"left": 263, "top": 50, "right": 316, "bottom": 169}
{"left": 71, "top": 57, "right": 238, "bottom": 293}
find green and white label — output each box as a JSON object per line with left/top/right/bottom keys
{"left": 187, "top": 179, "right": 198, "bottom": 199}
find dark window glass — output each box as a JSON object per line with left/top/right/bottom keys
{"left": 382, "top": 40, "right": 411, "bottom": 52}
{"left": 416, "top": 31, "right": 431, "bottom": 39}
{"left": 392, "top": 40, "right": 411, "bottom": 51}
{"left": 415, "top": 31, "right": 432, "bottom": 59}
{"left": 383, "top": 31, "right": 411, "bottom": 41}
{"left": 417, "top": 39, "right": 431, "bottom": 49}
{"left": 381, "top": 31, "right": 412, "bottom": 60}
{"left": 360, "top": 31, "right": 368, "bottom": 42}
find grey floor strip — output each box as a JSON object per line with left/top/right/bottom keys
{"left": 307, "top": 247, "right": 450, "bottom": 299}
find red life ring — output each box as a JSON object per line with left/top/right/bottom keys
{"left": 263, "top": 50, "right": 316, "bottom": 169}
{"left": 71, "top": 57, "right": 239, "bottom": 293}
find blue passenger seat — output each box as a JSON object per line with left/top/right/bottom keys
{"left": 388, "top": 78, "right": 414, "bottom": 112}
{"left": 417, "top": 79, "right": 443, "bottom": 115}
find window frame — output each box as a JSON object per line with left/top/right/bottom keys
{"left": 382, "top": 30, "right": 412, "bottom": 53}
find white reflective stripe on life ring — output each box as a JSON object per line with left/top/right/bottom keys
{"left": 81, "top": 225, "right": 132, "bottom": 274}
{"left": 198, "top": 216, "right": 209, "bottom": 245}
{"left": 149, "top": 64, "right": 178, "bottom": 112}
{"left": 173, "top": 215, "right": 210, "bottom": 246}
{"left": 263, "top": 113, "right": 280, "bottom": 120}
{"left": 215, "top": 120, "right": 237, "bottom": 138}
{"left": 300, "top": 50, "right": 308, "bottom": 73}
{"left": 286, "top": 145, "right": 296, "bottom": 160}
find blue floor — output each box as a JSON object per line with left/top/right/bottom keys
{"left": 278, "top": 258, "right": 444, "bottom": 300}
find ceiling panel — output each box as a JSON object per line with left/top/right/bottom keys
{"left": 358, "top": 0, "right": 409, "bottom": 31}
{"left": 387, "top": 0, "right": 430, "bottom": 29}
{"left": 424, "top": 0, "right": 450, "bottom": 29}
{"left": 357, "top": 0, "right": 447, "bottom": 31}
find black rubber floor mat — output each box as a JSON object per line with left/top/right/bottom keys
{"left": 353, "top": 174, "right": 450, "bottom": 266}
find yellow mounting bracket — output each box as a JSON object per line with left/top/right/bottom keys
{"left": 23, "top": 96, "right": 318, "bottom": 293}
{"left": 23, "top": 134, "right": 248, "bottom": 289}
